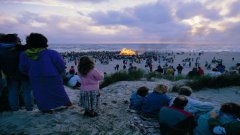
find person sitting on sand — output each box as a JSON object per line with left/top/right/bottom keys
{"left": 159, "top": 95, "right": 196, "bottom": 135}
{"left": 69, "top": 66, "right": 75, "bottom": 74}
{"left": 194, "top": 102, "right": 240, "bottom": 135}
{"left": 208, "top": 103, "right": 240, "bottom": 135}
{"left": 67, "top": 72, "right": 81, "bottom": 89}
{"left": 216, "top": 63, "right": 225, "bottom": 73}
{"left": 170, "top": 86, "right": 214, "bottom": 117}
{"left": 129, "top": 86, "right": 149, "bottom": 112}
{"left": 141, "top": 84, "right": 171, "bottom": 118}
{"left": 207, "top": 68, "right": 222, "bottom": 77}
{"left": 78, "top": 56, "right": 104, "bottom": 117}
{"left": 19, "top": 33, "right": 72, "bottom": 113}
{"left": 188, "top": 67, "right": 199, "bottom": 77}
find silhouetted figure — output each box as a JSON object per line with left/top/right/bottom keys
{"left": 0, "top": 34, "right": 33, "bottom": 111}
{"left": 19, "top": 33, "right": 71, "bottom": 112}
{"left": 177, "top": 64, "right": 183, "bottom": 75}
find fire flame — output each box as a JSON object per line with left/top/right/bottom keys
{"left": 119, "top": 48, "right": 136, "bottom": 56}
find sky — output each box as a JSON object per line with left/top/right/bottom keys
{"left": 0, "top": 0, "right": 240, "bottom": 44}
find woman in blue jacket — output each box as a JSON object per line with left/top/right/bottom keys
{"left": 19, "top": 33, "right": 71, "bottom": 112}
{"left": 141, "top": 84, "right": 171, "bottom": 117}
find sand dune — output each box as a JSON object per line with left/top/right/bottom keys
{"left": 0, "top": 79, "right": 239, "bottom": 135}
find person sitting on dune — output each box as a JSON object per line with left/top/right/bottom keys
{"left": 129, "top": 86, "right": 149, "bottom": 112}
{"left": 67, "top": 72, "right": 81, "bottom": 89}
{"left": 170, "top": 86, "right": 214, "bottom": 117}
{"left": 141, "top": 84, "right": 171, "bottom": 118}
{"left": 194, "top": 102, "right": 240, "bottom": 135}
{"left": 159, "top": 95, "right": 196, "bottom": 135}
{"left": 208, "top": 103, "right": 240, "bottom": 135}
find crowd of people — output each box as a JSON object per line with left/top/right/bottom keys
{"left": 61, "top": 48, "right": 240, "bottom": 80}
{"left": 0, "top": 33, "right": 239, "bottom": 134}
{"left": 129, "top": 85, "right": 240, "bottom": 135}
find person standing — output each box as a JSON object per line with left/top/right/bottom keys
{"left": 0, "top": 34, "right": 33, "bottom": 111}
{"left": 197, "top": 67, "right": 204, "bottom": 76}
{"left": 177, "top": 64, "right": 183, "bottom": 75}
{"left": 78, "top": 56, "right": 104, "bottom": 117}
{"left": 115, "top": 64, "right": 119, "bottom": 71}
{"left": 19, "top": 33, "right": 71, "bottom": 112}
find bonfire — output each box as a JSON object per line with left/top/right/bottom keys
{"left": 119, "top": 48, "right": 137, "bottom": 56}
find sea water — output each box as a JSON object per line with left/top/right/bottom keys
{"left": 49, "top": 43, "right": 240, "bottom": 52}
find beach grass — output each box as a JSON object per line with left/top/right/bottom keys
{"left": 100, "top": 69, "right": 240, "bottom": 91}
{"left": 100, "top": 69, "right": 144, "bottom": 88}
{"left": 186, "top": 73, "right": 240, "bottom": 90}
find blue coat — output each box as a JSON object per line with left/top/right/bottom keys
{"left": 19, "top": 49, "right": 71, "bottom": 111}
{"left": 141, "top": 92, "right": 171, "bottom": 115}
{"left": 129, "top": 92, "right": 146, "bottom": 111}
{"left": 194, "top": 111, "right": 237, "bottom": 135}
{"left": 0, "top": 44, "right": 24, "bottom": 79}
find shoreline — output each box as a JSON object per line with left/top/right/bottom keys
{"left": 57, "top": 50, "right": 240, "bottom": 53}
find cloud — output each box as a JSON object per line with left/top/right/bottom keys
{"left": 90, "top": 10, "right": 137, "bottom": 26}
{"left": 59, "top": 0, "right": 108, "bottom": 3}
{"left": 90, "top": 2, "right": 191, "bottom": 42}
{"left": 228, "top": 0, "right": 240, "bottom": 17}
{"left": 91, "top": 2, "right": 173, "bottom": 25}
{"left": 176, "top": 1, "right": 220, "bottom": 20}
{"left": 1, "top": 0, "right": 240, "bottom": 44}
{"left": 0, "top": 10, "right": 140, "bottom": 43}
{"left": 134, "top": 2, "right": 173, "bottom": 24}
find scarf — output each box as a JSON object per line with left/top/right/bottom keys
{"left": 25, "top": 48, "right": 46, "bottom": 60}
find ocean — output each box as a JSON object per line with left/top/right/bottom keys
{"left": 49, "top": 43, "right": 240, "bottom": 52}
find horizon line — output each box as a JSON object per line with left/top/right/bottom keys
{"left": 49, "top": 42, "right": 239, "bottom": 45}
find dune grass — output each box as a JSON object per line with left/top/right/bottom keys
{"left": 186, "top": 74, "right": 240, "bottom": 90}
{"left": 100, "top": 69, "right": 144, "bottom": 88}
{"left": 101, "top": 70, "right": 240, "bottom": 90}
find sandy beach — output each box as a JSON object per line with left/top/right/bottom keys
{"left": 65, "top": 51, "right": 240, "bottom": 75}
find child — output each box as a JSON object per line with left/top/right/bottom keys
{"left": 78, "top": 56, "right": 104, "bottom": 117}
{"left": 129, "top": 86, "right": 149, "bottom": 112}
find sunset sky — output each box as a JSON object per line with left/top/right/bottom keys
{"left": 0, "top": 0, "right": 240, "bottom": 44}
